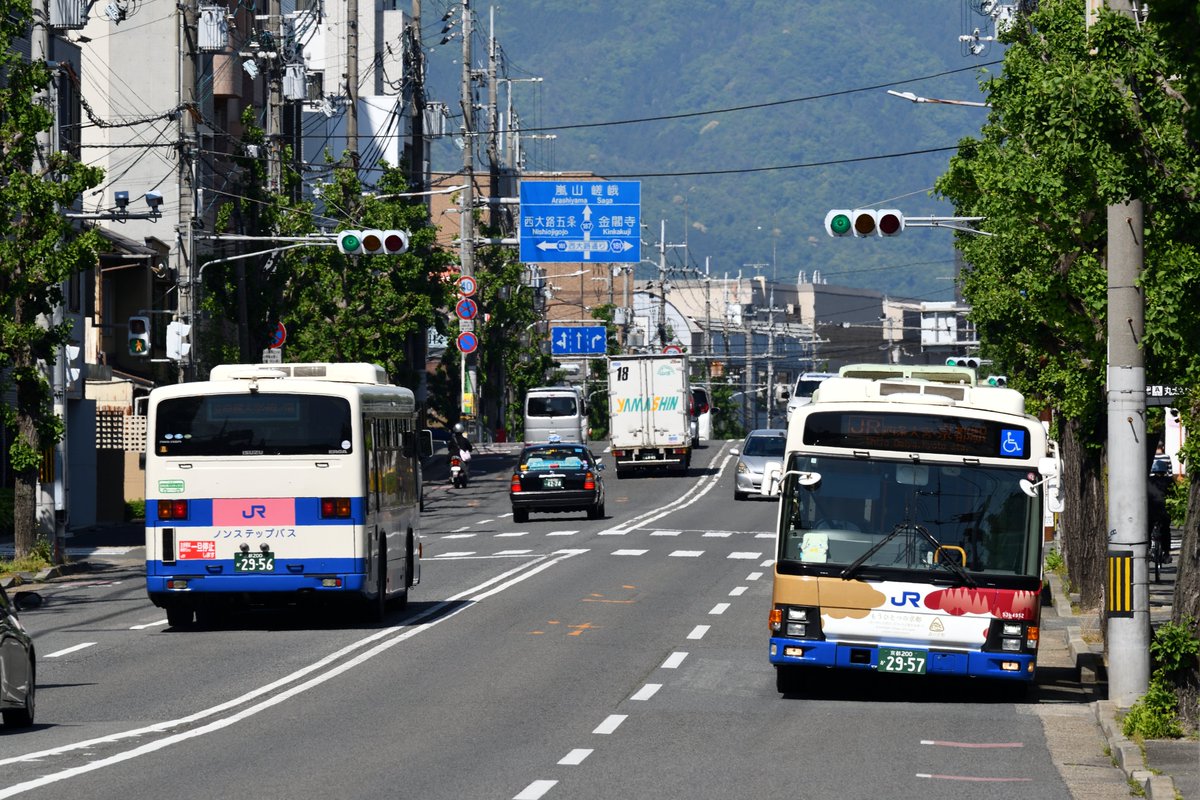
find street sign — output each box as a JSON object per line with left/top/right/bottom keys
{"left": 455, "top": 298, "right": 478, "bottom": 320}
{"left": 662, "top": 344, "right": 683, "bottom": 355}
{"left": 269, "top": 322, "right": 286, "bottom": 349}
{"left": 519, "top": 180, "right": 641, "bottom": 264}
{"left": 550, "top": 325, "right": 607, "bottom": 356}
{"left": 457, "top": 331, "right": 478, "bottom": 354}
{"left": 456, "top": 275, "right": 477, "bottom": 296}
{"left": 1146, "top": 384, "right": 1186, "bottom": 407}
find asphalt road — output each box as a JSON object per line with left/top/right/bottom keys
{"left": 0, "top": 442, "right": 1128, "bottom": 800}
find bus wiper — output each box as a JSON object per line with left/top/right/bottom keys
{"left": 841, "top": 522, "right": 976, "bottom": 588}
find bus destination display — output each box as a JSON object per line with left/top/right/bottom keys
{"left": 803, "top": 411, "right": 1029, "bottom": 459}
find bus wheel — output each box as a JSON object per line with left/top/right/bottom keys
{"left": 775, "top": 665, "right": 799, "bottom": 695}
{"left": 166, "top": 606, "right": 194, "bottom": 629}
{"left": 366, "top": 542, "right": 388, "bottom": 623}
{"left": 395, "top": 536, "right": 412, "bottom": 611}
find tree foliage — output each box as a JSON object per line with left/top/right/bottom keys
{"left": 0, "top": 2, "right": 104, "bottom": 557}
{"left": 934, "top": 0, "right": 1200, "bottom": 609}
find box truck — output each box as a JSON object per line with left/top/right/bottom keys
{"left": 607, "top": 354, "right": 691, "bottom": 477}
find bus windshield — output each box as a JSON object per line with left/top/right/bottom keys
{"left": 778, "top": 455, "right": 1041, "bottom": 579}
{"left": 153, "top": 393, "right": 353, "bottom": 456}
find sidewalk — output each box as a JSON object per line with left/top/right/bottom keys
{"left": 1047, "top": 538, "right": 1199, "bottom": 800}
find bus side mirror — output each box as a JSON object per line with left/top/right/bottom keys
{"left": 419, "top": 429, "right": 434, "bottom": 459}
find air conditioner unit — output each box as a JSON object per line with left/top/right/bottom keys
{"left": 50, "top": 0, "right": 87, "bottom": 29}
{"left": 198, "top": 5, "right": 229, "bottom": 51}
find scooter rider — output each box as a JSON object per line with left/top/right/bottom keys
{"left": 452, "top": 422, "right": 473, "bottom": 478}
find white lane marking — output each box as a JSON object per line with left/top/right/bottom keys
{"left": 442, "top": 533, "right": 476, "bottom": 540}
{"left": 452, "top": 526, "right": 473, "bottom": 532}
{"left": 496, "top": 549, "right": 533, "bottom": 556}
{"left": 45, "top": 642, "right": 97, "bottom": 659}
{"left": 755, "top": 532, "right": 774, "bottom": 539}
{"left": 669, "top": 550, "right": 704, "bottom": 558}
{"left": 514, "top": 780, "right": 558, "bottom": 800}
{"left": 760, "top": 558, "right": 775, "bottom": 567}
{"left": 558, "top": 749, "right": 592, "bottom": 766}
{"left": 612, "top": 549, "right": 648, "bottom": 556}
{"left": 546, "top": 530, "right": 578, "bottom": 537}
{"left": 747, "top": 571, "right": 763, "bottom": 581}
{"left": 709, "top": 603, "right": 730, "bottom": 615}
{"left": 702, "top": 531, "right": 731, "bottom": 538}
{"left": 687, "top": 625, "right": 710, "bottom": 640}
{"left": 129, "top": 619, "right": 169, "bottom": 631}
{"left": 597, "top": 529, "right": 628, "bottom": 536}
{"left": 661, "top": 652, "right": 688, "bottom": 669}
{"left": 496, "top": 532, "right": 527, "bottom": 538}
{"left": 631, "top": 683, "right": 661, "bottom": 701}
{"left": 650, "top": 530, "right": 680, "bottom": 537}
{"left": 477, "top": 518, "right": 495, "bottom": 525}
{"left": 592, "top": 714, "right": 627, "bottom": 735}
{"left": 729, "top": 586, "right": 747, "bottom": 597}
{"left": 0, "top": 552, "right": 586, "bottom": 788}
{"left": 596, "top": 451, "right": 735, "bottom": 534}
{"left": 434, "top": 551, "right": 478, "bottom": 558}
{"left": 728, "top": 552, "right": 763, "bottom": 560}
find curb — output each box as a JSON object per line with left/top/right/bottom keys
{"left": 1046, "top": 572, "right": 1180, "bottom": 800}
{"left": 1, "top": 560, "right": 92, "bottom": 590}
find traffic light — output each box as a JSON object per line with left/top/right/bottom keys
{"left": 945, "top": 356, "right": 980, "bottom": 369}
{"left": 337, "top": 229, "right": 409, "bottom": 256}
{"left": 986, "top": 375, "right": 1007, "bottom": 387}
{"left": 824, "top": 209, "right": 904, "bottom": 237}
{"left": 166, "top": 320, "right": 192, "bottom": 361}
{"left": 128, "top": 315, "right": 151, "bottom": 357}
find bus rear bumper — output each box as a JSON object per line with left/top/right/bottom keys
{"left": 769, "top": 637, "right": 1035, "bottom": 681}
{"left": 147, "top": 559, "right": 367, "bottom": 601}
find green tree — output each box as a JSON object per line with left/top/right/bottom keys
{"left": 270, "top": 164, "right": 453, "bottom": 391}
{"left": 0, "top": 5, "right": 104, "bottom": 558}
{"left": 935, "top": 1, "right": 1200, "bottom": 608}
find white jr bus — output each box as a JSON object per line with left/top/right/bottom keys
{"left": 144, "top": 363, "right": 423, "bottom": 627}
{"left": 768, "top": 365, "right": 1063, "bottom": 691}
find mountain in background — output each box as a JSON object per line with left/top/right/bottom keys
{"left": 425, "top": 0, "right": 1003, "bottom": 302}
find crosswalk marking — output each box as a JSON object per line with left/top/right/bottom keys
{"left": 669, "top": 550, "right": 704, "bottom": 558}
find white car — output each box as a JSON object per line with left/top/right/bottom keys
{"left": 784, "top": 372, "right": 836, "bottom": 421}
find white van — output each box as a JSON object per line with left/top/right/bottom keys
{"left": 690, "top": 386, "right": 714, "bottom": 446}
{"left": 524, "top": 386, "right": 588, "bottom": 443}
{"left": 784, "top": 372, "right": 836, "bottom": 421}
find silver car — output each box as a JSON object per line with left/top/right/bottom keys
{"left": 731, "top": 429, "right": 788, "bottom": 500}
{"left": 1, "top": 585, "right": 40, "bottom": 728}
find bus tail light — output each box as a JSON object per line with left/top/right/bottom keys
{"left": 158, "top": 499, "right": 189, "bottom": 520}
{"left": 320, "top": 497, "right": 352, "bottom": 518}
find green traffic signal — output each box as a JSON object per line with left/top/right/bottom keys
{"left": 825, "top": 210, "right": 852, "bottom": 237}
{"left": 338, "top": 232, "right": 362, "bottom": 253}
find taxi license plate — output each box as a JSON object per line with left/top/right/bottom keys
{"left": 234, "top": 552, "right": 275, "bottom": 572}
{"left": 542, "top": 477, "right": 563, "bottom": 488}
{"left": 877, "top": 647, "right": 927, "bottom": 674}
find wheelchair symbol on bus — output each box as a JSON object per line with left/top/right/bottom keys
{"left": 999, "top": 429, "right": 1026, "bottom": 458}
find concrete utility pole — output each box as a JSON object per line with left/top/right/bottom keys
{"left": 459, "top": 0, "right": 476, "bottom": 431}
{"left": 267, "top": 0, "right": 283, "bottom": 193}
{"left": 408, "top": 0, "right": 426, "bottom": 193}
{"left": 178, "top": 0, "right": 197, "bottom": 378}
{"left": 345, "top": 0, "right": 359, "bottom": 166}
{"left": 1089, "top": 0, "right": 1149, "bottom": 706}
{"left": 486, "top": 7, "right": 500, "bottom": 230}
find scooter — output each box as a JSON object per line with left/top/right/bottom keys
{"left": 449, "top": 453, "right": 469, "bottom": 488}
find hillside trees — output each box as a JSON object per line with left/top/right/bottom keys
{"left": 935, "top": 0, "right": 1200, "bottom": 610}
{"left": 0, "top": 4, "right": 104, "bottom": 558}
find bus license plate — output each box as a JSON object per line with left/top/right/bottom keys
{"left": 878, "top": 647, "right": 927, "bottom": 674}
{"left": 234, "top": 552, "right": 275, "bottom": 572}
{"left": 543, "top": 477, "right": 562, "bottom": 488}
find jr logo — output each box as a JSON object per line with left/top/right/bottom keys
{"left": 241, "top": 504, "right": 268, "bottom": 519}
{"left": 889, "top": 591, "right": 921, "bottom": 608}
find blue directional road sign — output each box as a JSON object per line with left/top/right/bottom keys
{"left": 551, "top": 325, "right": 607, "bottom": 356}
{"left": 520, "top": 181, "right": 641, "bottom": 264}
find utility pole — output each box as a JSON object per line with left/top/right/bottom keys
{"left": 486, "top": 7, "right": 500, "bottom": 230}
{"left": 267, "top": 0, "right": 282, "bottom": 193}
{"left": 459, "top": 0, "right": 477, "bottom": 434}
{"left": 408, "top": 0, "right": 426, "bottom": 193}
{"left": 345, "top": 0, "right": 359, "bottom": 167}
{"left": 1090, "top": 0, "right": 1149, "bottom": 707}
{"left": 178, "top": 0, "right": 197, "bottom": 378}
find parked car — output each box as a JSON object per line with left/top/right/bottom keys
{"left": 1, "top": 586, "right": 41, "bottom": 728}
{"left": 731, "top": 428, "right": 788, "bottom": 500}
{"left": 510, "top": 441, "right": 606, "bottom": 523}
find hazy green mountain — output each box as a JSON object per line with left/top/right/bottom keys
{"left": 427, "top": 1, "right": 1001, "bottom": 302}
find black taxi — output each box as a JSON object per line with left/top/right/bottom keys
{"left": 510, "top": 441, "right": 606, "bottom": 523}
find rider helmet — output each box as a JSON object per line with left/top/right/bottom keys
{"left": 453, "top": 422, "right": 465, "bottom": 434}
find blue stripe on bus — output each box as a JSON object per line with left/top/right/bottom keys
{"left": 145, "top": 497, "right": 364, "bottom": 527}
{"left": 146, "top": 557, "right": 366, "bottom": 593}
{"left": 768, "top": 637, "right": 1035, "bottom": 681}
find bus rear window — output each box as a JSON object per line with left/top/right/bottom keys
{"left": 154, "top": 394, "right": 353, "bottom": 456}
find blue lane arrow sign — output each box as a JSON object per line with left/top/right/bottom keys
{"left": 550, "top": 325, "right": 607, "bottom": 355}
